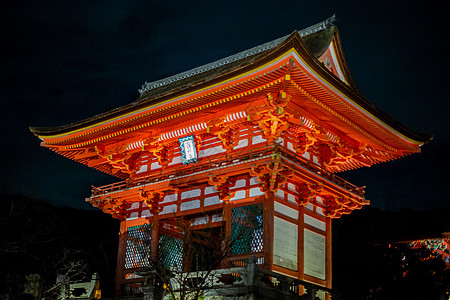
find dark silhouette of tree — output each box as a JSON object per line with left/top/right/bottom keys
{"left": 0, "top": 194, "right": 119, "bottom": 299}
{"left": 332, "top": 206, "right": 450, "bottom": 300}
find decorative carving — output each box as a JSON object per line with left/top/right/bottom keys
{"left": 285, "top": 118, "right": 369, "bottom": 169}
{"left": 95, "top": 145, "right": 143, "bottom": 177}
{"left": 144, "top": 143, "right": 174, "bottom": 167}
{"left": 341, "top": 195, "right": 365, "bottom": 210}
{"left": 111, "top": 202, "right": 131, "bottom": 220}
{"left": 311, "top": 125, "right": 330, "bottom": 142}
{"left": 337, "top": 143, "right": 366, "bottom": 164}
{"left": 89, "top": 196, "right": 130, "bottom": 220}
{"left": 208, "top": 121, "right": 236, "bottom": 150}
{"left": 249, "top": 155, "right": 294, "bottom": 193}
{"left": 322, "top": 195, "right": 344, "bottom": 218}
{"left": 268, "top": 90, "right": 290, "bottom": 111}
{"left": 317, "top": 142, "right": 338, "bottom": 166}
{"left": 122, "top": 152, "right": 144, "bottom": 177}
{"left": 293, "top": 131, "right": 315, "bottom": 154}
{"left": 295, "top": 182, "right": 323, "bottom": 206}
{"left": 208, "top": 175, "right": 236, "bottom": 201}
{"left": 296, "top": 124, "right": 369, "bottom": 168}
{"left": 257, "top": 111, "right": 289, "bottom": 142}
{"left": 89, "top": 197, "right": 105, "bottom": 212}
{"left": 322, "top": 194, "right": 365, "bottom": 218}
{"left": 140, "top": 190, "right": 164, "bottom": 215}
{"left": 253, "top": 92, "right": 292, "bottom": 143}
{"left": 218, "top": 126, "right": 235, "bottom": 150}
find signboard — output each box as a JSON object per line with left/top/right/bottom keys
{"left": 273, "top": 217, "right": 298, "bottom": 270}
{"left": 304, "top": 229, "right": 326, "bottom": 280}
{"left": 179, "top": 135, "right": 198, "bottom": 165}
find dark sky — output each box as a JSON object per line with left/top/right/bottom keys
{"left": 1, "top": 1, "right": 449, "bottom": 211}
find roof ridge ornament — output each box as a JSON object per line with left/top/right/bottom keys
{"left": 297, "top": 14, "right": 336, "bottom": 37}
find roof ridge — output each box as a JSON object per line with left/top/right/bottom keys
{"left": 298, "top": 14, "right": 336, "bottom": 37}
{"left": 137, "top": 15, "right": 336, "bottom": 96}
{"left": 137, "top": 35, "right": 287, "bottom": 95}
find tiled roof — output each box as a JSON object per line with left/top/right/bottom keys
{"left": 138, "top": 15, "right": 336, "bottom": 95}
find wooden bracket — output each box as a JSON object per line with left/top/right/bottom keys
{"left": 207, "top": 174, "right": 236, "bottom": 201}
{"left": 295, "top": 182, "right": 323, "bottom": 206}
{"left": 249, "top": 155, "right": 294, "bottom": 193}
{"left": 140, "top": 190, "right": 164, "bottom": 215}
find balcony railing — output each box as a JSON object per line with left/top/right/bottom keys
{"left": 135, "top": 256, "right": 332, "bottom": 300}
{"left": 90, "top": 144, "right": 364, "bottom": 199}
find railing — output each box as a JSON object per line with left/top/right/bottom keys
{"left": 90, "top": 145, "right": 273, "bottom": 196}
{"left": 118, "top": 254, "right": 264, "bottom": 294}
{"left": 90, "top": 144, "right": 364, "bottom": 198}
{"left": 136, "top": 257, "right": 332, "bottom": 300}
{"left": 278, "top": 146, "right": 365, "bottom": 196}
{"left": 227, "top": 252, "right": 264, "bottom": 267}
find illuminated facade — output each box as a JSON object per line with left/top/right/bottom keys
{"left": 404, "top": 233, "right": 450, "bottom": 270}
{"left": 30, "top": 16, "right": 431, "bottom": 299}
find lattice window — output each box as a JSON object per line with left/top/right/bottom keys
{"left": 159, "top": 234, "right": 183, "bottom": 271}
{"left": 125, "top": 223, "right": 185, "bottom": 271}
{"left": 231, "top": 203, "right": 263, "bottom": 254}
{"left": 125, "top": 224, "right": 151, "bottom": 269}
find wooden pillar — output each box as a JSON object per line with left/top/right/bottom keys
{"left": 114, "top": 221, "right": 128, "bottom": 297}
{"left": 325, "top": 218, "right": 332, "bottom": 290}
{"left": 222, "top": 200, "right": 231, "bottom": 268}
{"left": 150, "top": 215, "right": 160, "bottom": 262}
{"left": 223, "top": 200, "right": 231, "bottom": 240}
{"left": 263, "top": 192, "right": 274, "bottom": 270}
{"left": 298, "top": 206, "right": 305, "bottom": 281}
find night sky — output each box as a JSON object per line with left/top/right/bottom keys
{"left": 1, "top": 1, "right": 449, "bottom": 211}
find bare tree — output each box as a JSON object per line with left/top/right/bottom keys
{"left": 140, "top": 216, "right": 233, "bottom": 300}
{"left": 42, "top": 249, "right": 89, "bottom": 300}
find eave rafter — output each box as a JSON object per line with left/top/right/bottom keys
{"left": 36, "top": 45, "right": 425, "bottom": 179}
{"left": 40, "top": 61, "right": 292, "bottom": 148}
{"left": 45, "top": 81, "right": 405, "bottom": 178}
{"left": 37, "top": 66, "right": 295, "bottom": 177}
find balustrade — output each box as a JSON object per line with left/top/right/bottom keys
{"left": 132, "top": 257, "right": 332, "bottom": 299}
{"left": 90, "top": 144, "right": 363, "bottom": 199}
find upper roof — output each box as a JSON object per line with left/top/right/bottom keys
{"left": 30, "top": 16, "right": 343, "bottom": 136}
{"left": 30, "top": 16, "right": 432, "bottom": 147}
{"left": 137, "top": 15, "right": 341, "bottom": 96}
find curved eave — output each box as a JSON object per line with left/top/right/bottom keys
{"left": 287, "top": 34, "right": 432, "bottom": 146}
{"left": 30, "top": 31, "right": 432, "bottom": 147}
{"left": 29, "top": 32, "right": 297, "bottom": 139}
{"left": 29, "top": 49, "right": 276, "bottom": 139}
{"left": 329, "top": 28, "right": 359, "bottom": 91}
{"left": 317, "top": 30, "right": 432, "bottom": 145}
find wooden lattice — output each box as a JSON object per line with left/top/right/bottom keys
{"left": 125, "top": 224, "right": 151, "bottom": 269}
{"left": 231, "top": 203, "right": 263, "bottom": 255}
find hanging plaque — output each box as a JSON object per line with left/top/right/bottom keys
{"left": 179, "top": 135, "right": 198, "bottom": 165}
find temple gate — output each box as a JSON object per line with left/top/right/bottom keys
{"left": 30, "top": 16, "right": 431, "bottom": 299}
